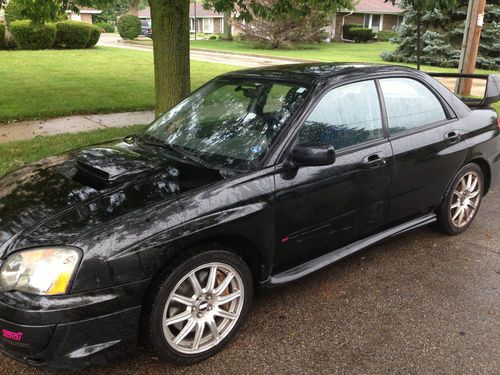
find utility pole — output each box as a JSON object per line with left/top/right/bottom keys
{"left": 456, "top": 0, "right": 486, "bottom": 96}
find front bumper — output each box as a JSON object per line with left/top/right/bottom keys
{"left": 0, "top": 279, "right": 149, "bottom": 371}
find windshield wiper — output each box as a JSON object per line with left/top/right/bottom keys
{"left": 168, "top": 144, "right": 215, "bottom": 170}
{"left": 138, "top": 135, "right": 213, "bottom": 170}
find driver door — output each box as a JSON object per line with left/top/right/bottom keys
{"left": 273, "top": 79, "right": 393, "bottom": 271}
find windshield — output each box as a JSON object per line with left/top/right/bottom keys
{"left": 144, "top": 78, "right": 310, "bottom": 171}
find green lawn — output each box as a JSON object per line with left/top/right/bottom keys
{"left": 0, "top": 47, "right": 237, "bottom": 122}
{"left": 0, "top": 125, "right": 146, "bottom": 177}
{"left": 190, "top": 40, "right": 500, "bottom": 75}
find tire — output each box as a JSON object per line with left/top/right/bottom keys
{"left": 436, "top": 163, "right": 484, "bottom": 235}
{"left": 145, "top": 248, "right": 253, "bottom": 365}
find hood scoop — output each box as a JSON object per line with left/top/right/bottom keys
{"left": 73, "top": 144, "right": 160, "bottom": 187}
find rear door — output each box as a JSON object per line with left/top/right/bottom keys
{"left": 378, "top": 77, "right": 468, "bottom": 223}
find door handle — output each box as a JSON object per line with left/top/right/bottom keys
{"left": 444, "top": 130, "right": 461, "bottom": 144}
{"left": 362, "top": 153, "right": 386, "bottom": 168}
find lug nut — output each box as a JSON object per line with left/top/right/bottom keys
{"left": 197, "top": 313, "right": 203, "bottom": 318}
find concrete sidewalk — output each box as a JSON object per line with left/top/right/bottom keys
{"left": 0, "top": 111, "right": 155, "bottom": 144}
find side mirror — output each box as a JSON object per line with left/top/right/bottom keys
{"left": 287, "top": 142, "right": 336, "bottom": 168}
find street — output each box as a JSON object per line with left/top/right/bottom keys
{"left": 1, "top": 189, "right": 498, "bottom": 374}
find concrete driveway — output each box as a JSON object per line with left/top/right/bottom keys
{"left": 0, "top": 189, "right": 498, "bottom": 374}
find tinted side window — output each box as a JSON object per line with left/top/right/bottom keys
{"left": 379, "top": 78, "right": 447, "bottom": 134}
{"left": 298, "top": 80, "right": 383, "bottom": 150}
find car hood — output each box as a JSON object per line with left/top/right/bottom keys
{"left": 0, "top": 139, "right": 223, "bottom": 257}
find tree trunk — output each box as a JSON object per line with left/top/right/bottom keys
{"left": 223, "top": 10, "right": 233, "bottom": 40}
{"left": 127, "top": 0, "right": 140, "bottom": 16}
{"left": 149, "top": 0, "right": 191, "bottom": 116}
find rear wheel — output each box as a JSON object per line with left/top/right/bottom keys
{"left": 146, "top": 249, "right": 253, "bottom": 365}
{"left": 437, "top": 163, "right": 484, "bottom": 235}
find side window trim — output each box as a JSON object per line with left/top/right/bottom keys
{"left": 374, "top": 79, "right": 390, "bottom": 139}
{"left": 385, "top": 118, "right": 456, "bottom": 141}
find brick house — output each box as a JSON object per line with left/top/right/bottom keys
{"left": 332, "top": 0, "right": 403, "bottom": 41}
{"left": 138, "top": 3, "right": 224, "bottom": 34}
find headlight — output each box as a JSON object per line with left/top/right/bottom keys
{"left": 0, "top": 247, "right": 81, "bottom": 295}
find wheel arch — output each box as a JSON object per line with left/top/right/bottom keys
{"left": 469, "top": 157, "right": 492, "bottom": 194}
{"left": 183, "top": 233, "right": 268, "bottom": 286}
{"left": 138, "top": 232, "right": 268, "bottom": 346}
{"left": 141, "top": 231, "right": 269, "bottom": 309}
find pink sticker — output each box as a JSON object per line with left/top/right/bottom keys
{"left": 2, "top": 329, "right": 23, "bottom": 342}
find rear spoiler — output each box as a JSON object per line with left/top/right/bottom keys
{"left": 427, "top": 73, "right": 500, "bottom": 108}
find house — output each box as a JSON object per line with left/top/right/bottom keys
{"left": 0, "top": 2, "right": 101, "bottom": 24}
{"left": 138, "top": 3, "right": 224, "bottom": 34}
{"left": 66, "top": 7, "right": 102, "bottom": 24}
{"left": 332, "top": 0, "right": 403, "bottom": 41}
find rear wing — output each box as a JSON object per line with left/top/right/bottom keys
{"left": 427, "top": 73, "right": 500, "bottom": 108}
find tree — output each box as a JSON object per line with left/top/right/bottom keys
{"left": 147, "top": 0, "right": 354, "bottom": 116}
{"left": 93, "top": 0, "right": 129, "bottom": 23}
{"left": 237, "top": 8, "right": 330, "bottom": 48}
{"left": 382, "top": 0, "right": 499, "bottom": 70}
{"left": 222, "top": 9, "right": 233, "bottom": 40}
{"left": 384, "top": 0, "right": 456, "bottom": 69}
{"left": 149, "top": 0, "right": 191, "bottom": 115}
{"left": 126, "top": 0, "right": 139, "bottom": 16}
{"left": 10, "top": 0, "right": 62, "bottom": 25}
{"left": 232, "top": 0, "right": 354, "bottom": 49}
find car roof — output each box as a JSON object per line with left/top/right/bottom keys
{"left": 223, "top": 63, "right": 420, "bottom": 85}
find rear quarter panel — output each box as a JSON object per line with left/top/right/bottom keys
{"left": 462, "top": 108, "right": 500, "bottom": 190}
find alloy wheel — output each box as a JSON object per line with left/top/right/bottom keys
{"left": 450, "top": 171, "right": 482, "bottom": 228}
{"left": 162, "top": 262, "right": 245, "bottom": 354}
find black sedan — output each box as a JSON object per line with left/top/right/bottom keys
{"left": 0, "top": 64, "right": 499, "bottom": 371}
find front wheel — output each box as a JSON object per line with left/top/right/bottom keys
{"left": 146, "top": 249, "right": 253, "bottom": 365}
{"left": 437, "top": 163, "right": 484, "bottom": 235}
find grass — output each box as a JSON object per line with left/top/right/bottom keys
{"left": 0, "top": 47, "right": 237, "bottom": 122}
{"left": 189, "top": 40, "right": 500, "bottom": 75}
{"left": 0, "top": 125, "right": 146, "bottom": 177}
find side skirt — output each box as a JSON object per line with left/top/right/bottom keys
{"left": 267, "top": 213, "right": 437, "bottom": 286}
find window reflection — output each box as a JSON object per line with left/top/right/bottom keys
{"left": 379, "top": 78, "right": 447, "bottom": 134}
{"left": 298, "top": 80, "right": 383, "bottom": 149}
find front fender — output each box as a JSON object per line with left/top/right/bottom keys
{"left": 70, "top": 168, "right": 276, "bottom": 293}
